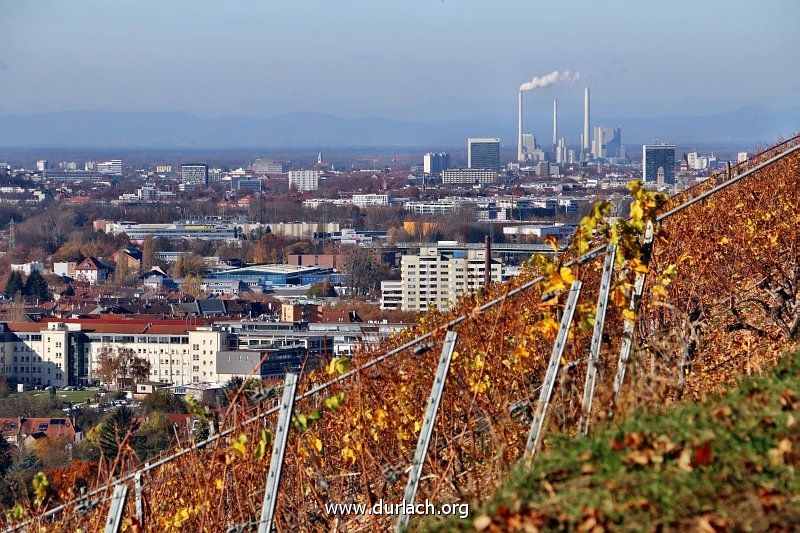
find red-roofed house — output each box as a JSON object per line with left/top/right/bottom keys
{"left": 75, "top": 257, "right": 109, "bottom": 284}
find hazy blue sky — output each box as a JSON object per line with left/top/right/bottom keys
{"left": 1, "top": 0, "right": 798, "bottom": 120}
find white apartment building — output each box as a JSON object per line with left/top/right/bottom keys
{"left": 97, "top": 160, "right": 123, "bottom": 175}
{"left": 351, "top": 194, "right": 389, "bottom": 208}
{"left": 288, "top": 170, "right": 320, "bottom": 192}
{"left": 0, "top": 319, "right": 337, "bottom": 388}
{"left": 400, "top": 246, "right": 502, "bottom": 311}
{"left": 380, "top": 280, "right": 403, "bottom": 311}
{"left": 10, "top": 262, "right": 44, "bottom": 276}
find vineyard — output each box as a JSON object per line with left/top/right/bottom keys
{"left": 2, "top": 135, "right": 798, "bottom": 532}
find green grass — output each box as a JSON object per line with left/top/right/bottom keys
{"left": 27, "top": 390, "right": 101, "bottom": 404}
{"left": 421, "top": 352, "right": 800, "bottom": 532}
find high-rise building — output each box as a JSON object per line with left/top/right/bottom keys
{"left": 643, "top": 144, "right": 676, "bottom": 185}
{"left": 97, "top": 160, "right": 122, "bottom": 175}
{"left": 468, "top": 138, "right": 500, "bottom": 170}
{"left": 36, "top": 160, "right": 48, "bottom": 172}
{"left": 423, "top": 152, "right": 451, "bottom": 175}
{"left": 400, "top": 245, "right": 502, "bottom": 311}
{"left": 737, "top": 152, "right": 749, "bottom": 164}
{"left": 288, "top": 170, "right": 320, "bottom": 192}
{"left": 181, "top": 163, "right": 209, "bottom": 187}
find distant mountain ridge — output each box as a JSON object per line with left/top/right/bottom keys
{"left": 0, "top": 105, "right": 797, "bottom": 148}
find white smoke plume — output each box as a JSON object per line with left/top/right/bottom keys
{"left": 519, "top": 70, "right": 580, "bottom": 92}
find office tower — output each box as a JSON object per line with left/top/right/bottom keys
{"left": 181, "top": 163, "right": 209, "bottom": 187}
{"left": 583, "top": 87, "right": 590, "bottom": 153}
{"left": 97, "top": 160, "right": 123, "bottom": 175}
{"left": 84, "top": 161, "right": 96, "bottom": 171}
{"left": 552, "top": 99, "right": 558, "bottom": 147}
{"left": 288, "top": 170, "right": 320, "bottom": 192}
{"left": 36, "top": 160, "right": 48, "bottom": 172}
{"left": 468, "top": 138, "right": 501, "bottom": 170}
{"left": 423, "top": 152, "right": 451, "bottom": 175}
{"left": 592, "top": 126, "right": 604, "bottom": 159}
{"left": 737, "top": 152, "right": 748, "bottom": 164}
{"left": 642, "top": 144, "right": 676, "bottom": 185}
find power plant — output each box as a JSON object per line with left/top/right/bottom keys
{"left": 516, "top": 70, "right": 579, "bottom": 163}
{"left": 583, "top": 86, "right": 591, "bottom": 156}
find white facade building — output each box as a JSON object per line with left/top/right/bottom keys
{"left": 288, "top": 170, "right": 320, "bottom": 192}
{"left": 400, "top": 246, "right": 502, "bottom": 312}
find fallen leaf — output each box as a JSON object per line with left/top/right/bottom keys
{"left": 691, "top": 441, "right": 714, "bottom": 467}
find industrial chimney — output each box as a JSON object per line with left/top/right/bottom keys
{"left": 552, "top": 98, "right": 558, "bottom": 147}
{"left": 517, "top": 91, "right": 524, "bottom": 162}
{"left": 583, "top": 87, "right": 590, "bottom": 154}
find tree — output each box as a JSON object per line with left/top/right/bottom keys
{"left": 95, "top": 346, "right": 152, "bottom": 390}
{"left": 23, "top": 270, "right": 50, "bottom": 301}
{"left": 62, "top": 284, "right": 75, "bottom": 297}
{"left": 98, "top": 406, "right": 139, "bottom": 464}
{"left": 142, "top": 235, "right": 156, "bottom": 270}
{"left": 141, "top": 389, "right": 187, "bottom": 415}
{"left": 0, "top": 435, "right": 12, "bottom": 476}
{"left": 307, "top": 280, "right": 338, "bottom": 298}
{"left": 181, "top": 275, "right": 203, "bottom": 297}
{"left": 340, "top": 247, "right": 382, "bottom": 296}
{"left": 4, "top": 270, "right": 23, "bottom": 298}
{"left": 171, "top": 253, "right": 206, "bottom": 278}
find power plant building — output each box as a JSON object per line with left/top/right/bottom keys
{"left": 468, "top": 138, "right": 500, "bottom": 170}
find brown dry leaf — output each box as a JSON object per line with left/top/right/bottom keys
{"left": 696, "top": 514, "right": 729, "bottom": 532}
{"left": 626, "top": 450, "right": 650, "bottom": 466}
{"left": 623, "top": 432, "right": 645, "bottom": 448}
{"left": 711, "top": 406, "right": 732, "bottom": 420}
{"left": 757, "top": 488, "right": 786, "bottom": 510}
{"left": 691, "top": 441, "right": 714, "bottom": 467}
{"left": 609, "top": 437, "right": 624, "bottom": 451}
{"left": 780, "top": 389, "right": 798, "bottom": 411}
{"left": 581, "top": 463, "right": 596, "bottom": 475}
{"left": 578, "top": 450, "right": 594, "bottom": 461}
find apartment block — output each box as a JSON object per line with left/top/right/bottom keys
{"left": 400, "top": 245, "right": 502, "bottom": 311}
{"left": 288, "top": 170, "right": 320, "bottom": 192}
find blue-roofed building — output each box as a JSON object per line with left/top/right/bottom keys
{"left": 208, "top": 264, "right": 336, "bottom": 289}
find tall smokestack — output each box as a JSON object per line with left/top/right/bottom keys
{"left": 583, "top": 87, "right": 590, "bottom": 153}
{"left": 517, "top": 91, "right": 524, "bottom": 162}
{"left": 552, "top": 98, "right": 558, "bottom": 146}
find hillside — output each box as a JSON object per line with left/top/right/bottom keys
{"left": 424, "top": 351, "right": 800, "bottom": 531}
{"left": 1, "top": 135, "right": 797, "bottom": 531}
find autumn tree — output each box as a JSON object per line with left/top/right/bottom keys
{"left": 95, "top": 346, "right": 152, "bottom": 390}
{"left": 171, "top": 253, "right": 207, "bottom": 278}
{"left": 181, "top": 275, "right": 203, "bottom": 297}
{"left": 142, "top": 235, "right": 156, "bottom": 270}
{"left": 340, "top": 246, "right": 384, "bottom": 296}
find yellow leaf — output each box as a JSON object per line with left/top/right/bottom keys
{"left": 652, "top": 285, "right": 667, "bottom": 299}
{"left": 629, "top": 200, "right": 644, "bottom": 221}
{"left": 622, "top": 309, "right": 637, "bottom": 323}
{"left": 314, "top": 438, "right": 323, "bottom": 453}
{"left": 414, "top": 420, "right": 422, "bottom": 432}
{"left": 341, "top": 446, "right": 357, "bottom": 465}
{"left": 215, "top": 479, "right": 224, "bottom": 490}
{"left": 559, "top": 266, "right": 575, "bottom": 284}
{"left": 628, "top": 258, "right": 648, "bottom": 274}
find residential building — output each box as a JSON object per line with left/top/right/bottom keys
{"left": 111, "top": 247, "right": 143, "bottom": 271}
{"left": 253, "top": 159, "right": 283, "bottom": 173}
{"left": 156, "top": 165, "right": 173, "bottom": 174}
{"left": 181, "top": 164, "right": 209, "bottom": 187}
{"left": 423, "top": 152, "right": 451, "bottom": 176}
{"left": 74, "top": 257, "right": 109, "bottom": 284}
{"left": 281, "top": 303, "right": 322, "bottom": 323}
{"left": 97, "top": 160, "right": 122, "bottom": 175}
{"left": 468, "top": 138, "right": 501, "bottom": 170}
{"left": 380, "top": 280, "right": 402, "bottom": 311}
{"left": 288, "top": 170, "right": 320, "bottom": 192}
{"left": 400, "top": 245, "right": 502, "bottom": 311}
{"left": 441, "top": 169, "right": 497, "bottom": 185}
{"left": 351, "top": 193, "right": 389, "bottom": 207}
{"left": 10, "top": 262, "right": 44, "bottom": 276}
{"left": 643, "top": 144, "right": 676, "bottom": 185}
{"left": 53, "top": 262, "right": 77, "bottom": 278}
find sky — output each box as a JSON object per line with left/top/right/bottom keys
{"left": 1, "top": 0, "right": 798, "bottom": 121}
